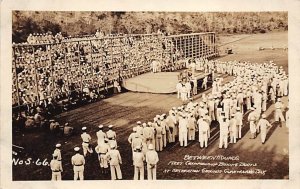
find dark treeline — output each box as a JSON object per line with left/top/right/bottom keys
{"left": 13, "top": 11, "right": 288, "bottom": 43}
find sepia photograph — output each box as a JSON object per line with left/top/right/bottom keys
{"left": 10, "top": 10, "right": 289, "bottom": 181}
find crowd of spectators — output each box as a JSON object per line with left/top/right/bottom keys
{"left": 12, "top": 32, "right": 188, "bottom": 126}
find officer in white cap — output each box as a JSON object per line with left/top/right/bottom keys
{"left": 176, "top": 81, "right": 183, "bottom": 99}
{"left": 187, "top": 113, "right": 196, "bottom": 141}
{"left": 81, "top": 127, "right": 93, "bottom": 157}
{"left": 256, "top": 114, "right": 272, "bottom": 144}
{"left": 222, "top": 95, "right": 231, "bottom": 119}
{"left": 159, "top": 115, "right": 167, "bottom": 147}
{"left": 219, "top": 113, "right": 229, "bottom": 149}
{"left": 208, "top": 95, "right": 216, "bottom": 121}
{"left": 136, "top": 121, "right": 143, "bottom": 137}
{"left": 146, "top": 144, "right": 159, "bottom": 180}
{"left": 132, "top": 145, "right": 145, "bottom": 180}
{"left": 131, "top": 132, "right": 143, "bottom": 153}
{"left": 165, "top": 111, "right": 176, "bottom": 143}
{"left": 198, "top": 116, "right": 209, "bottom": 148}
{"left": 50, "top": 153, "right": 63, "bottom": 180}
{"left": 229, "top": 114, "right": 237, "bottom": 143}
{"left": 106, "top": 142, "right": 122, "bottom": 180}
{"left": 106, "top": 125, "right": 117, "bottom": 147}
{"left": 128, "top": 127, "right": 138, "bottom": 149}
{"left": 53, "top": 143, "right": 62, "bottom": 169}
{"left": 248, "top": 107, "right": 257, "bottom": 139}
{"left": 95, "top": 138, "right": 110, "bottom": 174}
{"left": 96, "top": 124, "right": 107, "bottom": 145}
{"left": 178, "top": 114, "right": 188, "bottom": 147}
{"left": 155, "top": 121, "right": 163, "bottom": 151}
{"left": 71, "top": 147, "right": 85, "bottom": 180}
{"left": 142, "top": 123, "right": 152, "bottom": 146}
{"left": 274, "top": 98, "right": 285, "bottom": 126}
{"left": 235, "top": 107, "right": 243, "bottom": 139}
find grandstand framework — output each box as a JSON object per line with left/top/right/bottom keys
{"left": 12, "top": 32, "right": 218, "bottom": 108}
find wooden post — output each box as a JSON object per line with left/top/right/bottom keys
{"left": 63, "top": 42, "right": 70, "bottom": 97}
{"left": 32, "top": 46, "right": 40, "bottom": 103}
{"left": 47, "top": 44, "right": 54, "bottom": 98}
{"left": 12, "top": 47, "right": 21, "bottom": 107}
{"left": 78, "top": 42, "right": 83, "bottom": 93}
{"left": 89, "top": 40, "right": 94, "bottom": 87}
{"left": 191, "top": 35, "right": 194, "bottom": 58}
{"left": 175, "top": 37, "right": 178, "bottom": 62}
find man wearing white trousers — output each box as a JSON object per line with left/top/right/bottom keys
{"left": 219, "top": 115, "right": 229, "bottom": 149}
{"left": 235, "top": 107, "right": 243, "bottom": 139}
{"left": 106, "top": 143, "right": 122, "bottom": 180}
{"left": 132, "top": 146, "right": 145, "bottom": 180}
{"left": 198, "top": 116, "right": 209, "bottom": 148}
{"left": 178, "top": 114, "right": 188, "bottom": 147}
{"left": 274, "top": 98, "right": 285, "bottom": 126}
{"left": 257, "top": 114, "right": 272, "bottom": 144}
{"left": 229, "top": 114, "right": 238, "bottom": 144}
{"left": 146, "top": 144, "right": 159, "bottom": 180}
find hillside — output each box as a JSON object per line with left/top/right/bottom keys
{"left": 12, "top": 11, "right": 288, "bottom": 43}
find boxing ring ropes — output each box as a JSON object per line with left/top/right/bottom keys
{"left": 12, "top": 32, "right": 218, "bottom": 110}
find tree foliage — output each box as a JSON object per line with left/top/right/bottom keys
{"left": 12, "top": 11, "right": 288, "bottom": 43}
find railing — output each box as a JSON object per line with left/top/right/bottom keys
{"left": 12, "top": 32, "right": 218, "bottom": 108}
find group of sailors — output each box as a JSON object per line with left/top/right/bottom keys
{"left": 50, "top": 59, "right": 288, "bottom": 181}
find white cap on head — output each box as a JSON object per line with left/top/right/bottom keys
{"left": 148, "top": 144, "right": 154, "bottom": 150}
{"left": 277, "top": 98, "right": 281, "bottom": 102}
{"left": 110, "top": 142, "right": 116, "bottom": 148}
{"left": 108, "top": 125, "right": 113, "bottom": 129}
{"left": 82, "top": 127, "right": 87, "bottom": 131}
{"left": 236, "top": 107, "right": 240, "bottom": 111}
{"left": 56, "top": 144, "right": 61, "bottom": 148}
{"left": 137, "top": 121, "right": 141, "bottom": 125}
{"left": 74, "top": 147, "right": 80, "bottom": 152}
{"left": 98, "top": 125, "right": 103, "bottom": 129}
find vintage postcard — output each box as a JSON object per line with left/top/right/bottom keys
{"left": 1, "top": 0, "right": 300, "bottom": 189}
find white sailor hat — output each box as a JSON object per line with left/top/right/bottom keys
{"left": 110, "top": 142, "right": 116, "bottom": 148}
{"left": 108, "top": 125, "right": 113, "bottom": 128}
{"left": 231, "top": 114, "right": 235, "bottom": 117}
{"left": 98, "top": 125, "right": 103, "bottom": 129}
{"left": 82, "top": 127, "right": 87, "bottom": 131}
{"left": 137, "top": 121, "right": 141, "bottom": 125}
{"left": 74, "top": 147, "right": 80, "bottom": 152}
{"left": 56, "top": 144, "right": 61, "bottom": 148}
{"left": 148, "top": 144, "right": 154, "bottom": 150}
{"left": 236, "top": 107, "right": 241, "bottom": 111}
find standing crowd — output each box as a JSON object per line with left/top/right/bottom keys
{"left": 49, "top": 59, "right": 288, "bottom": 181}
